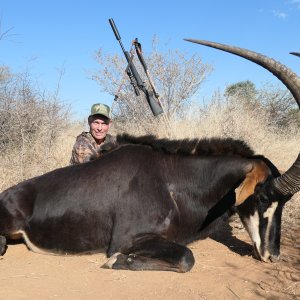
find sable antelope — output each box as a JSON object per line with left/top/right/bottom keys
{"left": 0, "top": 40, "right": 299, "bottom": 272}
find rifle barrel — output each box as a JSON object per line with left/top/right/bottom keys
{"left": 109, "top": 18, "right": 121, "bottom": 41}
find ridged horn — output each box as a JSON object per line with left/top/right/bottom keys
{"left": 290, "top": 52, "right": 300, "bottom": 58}
{"left": 184, "top": 38, "right": 300, "bottom": 196}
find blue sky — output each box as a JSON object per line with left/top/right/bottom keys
{"left": 0, "top": 0, "right": 299, "bottom": 119}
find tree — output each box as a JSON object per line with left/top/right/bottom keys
{"left": 224, "top": 80, "right": 259, "bottom": 110}
{"left": 257, "top": 83, "right": 300, "bottom": 128}
{"left": 224, "top": 80, "right": 299, "bottom": 129}
{"left": 0, "top": 18, "right": 15, "bottom": 41}
{"left": 92, "top": 37, "right": 212, "bottom": 134}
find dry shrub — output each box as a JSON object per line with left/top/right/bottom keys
{"left": 0, "top": 68, "right": 85, "bottom": 191}
{"left": 0, "top": 123, "right": 83, "bottom": 191}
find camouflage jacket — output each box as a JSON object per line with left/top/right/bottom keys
{"left": 70, "top": 132, "right": 117, "bottom": 165}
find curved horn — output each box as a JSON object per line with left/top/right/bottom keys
{"left": 290, "top": 52, "right": 300, "bottom": 57}
{"left": 184, "top": 39, "right": 300, "bottom": 196}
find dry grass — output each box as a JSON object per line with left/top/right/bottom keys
{"left": 0, "top": 123, "right": 84, "bottom": 191}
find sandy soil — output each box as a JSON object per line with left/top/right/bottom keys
{"left": 0, "top": 222, "right": 299, "bottom": 300}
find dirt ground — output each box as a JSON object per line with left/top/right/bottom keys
{"left": 0, "top": 221, "right": 299, "bottom": 300}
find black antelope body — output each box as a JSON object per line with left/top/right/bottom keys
{"left": 0, "top": 40, "right": 299, "bottom": 272}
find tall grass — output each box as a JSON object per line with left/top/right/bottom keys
{"left": 0, "top": 123, "right": 84, "bottom": 191}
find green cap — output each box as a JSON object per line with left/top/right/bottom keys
{"left": 89, "top": 103, "right": 111, "bottom": 119}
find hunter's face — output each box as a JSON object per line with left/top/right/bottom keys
{"left": 89, "top": 116, "right": 111, "bottom": 143}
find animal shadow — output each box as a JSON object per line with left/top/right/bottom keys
{"left": 208, "top": 217, "right": 254, "bottom": 257}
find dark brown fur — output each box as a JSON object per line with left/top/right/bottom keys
{"left": 101, "top": 134, "right": 254, "bottom": 158}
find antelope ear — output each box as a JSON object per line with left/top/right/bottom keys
{"left": 235, "top": 161, "right": 271, "bottom": 206}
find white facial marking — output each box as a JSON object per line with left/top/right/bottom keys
{"left": 262, "top": 201, "right": 278, "bottom": 260}
{"left": 244, "top": 211, "right": 261, "bottom": 253}
{"left": 263, "top": 201, "right": 278, "bottom": 219}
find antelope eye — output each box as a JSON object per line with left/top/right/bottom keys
{"left": 259, "top": 194, "right": 270, "bottom": 204}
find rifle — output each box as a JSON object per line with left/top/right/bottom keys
{"left": 133, "top": 38, "right": 160, "bottom": 100}
{"left": 108, "top": 18, "right": 163, "bottom": 116}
